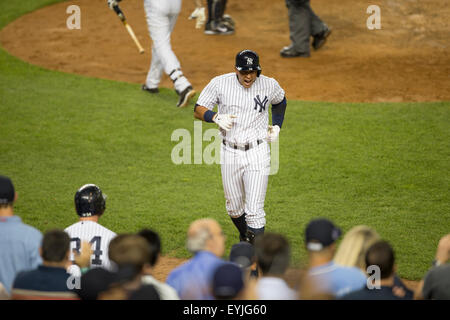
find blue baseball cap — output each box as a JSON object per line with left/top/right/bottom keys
{"left": 305, "top": 218, "right": 341, "bottom": 251}
{"left": 213, "top": 263, "right": 244, "bottom": 299}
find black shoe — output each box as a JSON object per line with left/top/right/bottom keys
{"left": 222, "top": 14, "right": 235, "bottom": 29}
{"left": 312, "top": 27, "right": 332, "bottom": 51}
{"left": 239, "top": 230, "right": 256, "bottom": 245}
{"left": 280, "top": 45, "right": 310, "bottom": 58}
{"left": 176, "top": 86, "right": 196, "bottom": 108}
{"left": 142, "top": 84, "right": 159, "bottom": 94}
{"left": 204, "top": 21, "right": 234, "bottom": 35}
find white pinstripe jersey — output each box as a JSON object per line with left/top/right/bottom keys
{"left": 65, "top": 221, "right": 116, "bottom": 271}
{"left": 197, "top": 73, "right": 285, "bottom": 144}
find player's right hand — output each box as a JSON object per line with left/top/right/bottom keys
{"left": 189, "top": 7, "right": 206, "bottom": 29}
{"left": 213, "top": 114, "right": 237, "bottom": 131}
{"left": 107, "top": 0, "right": 121, "bottom": 10}
{"left": 266, "top": 125, "right": 280, "bottom": 142}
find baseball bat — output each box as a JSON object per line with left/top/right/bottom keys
{"left": 113, "top": 5, "right": 145, "bottom": 54}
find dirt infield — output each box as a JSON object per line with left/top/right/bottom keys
{"left": 1, "top": 0, "right": 443, "bottom": 291}
{"left": 1, "top": 0, "right": 449, "bottom": 102}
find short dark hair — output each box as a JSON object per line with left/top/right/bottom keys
{"left": 41, "top": 229, "right": 71, "bottom": 262}
{"left": 254, "top": 233, "right": 290, "bottom": 276}
{"left": 137, "top": 229, "right": 161, "bottom": 267}
{"left": 365, "top": 240, "right": 395, "bottom": 279}
{"left": 0, "top": 175, "right": 15, "bottom": 209}
{"left": 0, "top": 202, "right": 13, "bottom": 209}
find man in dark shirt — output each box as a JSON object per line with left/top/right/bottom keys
{"left": 415, "top": 234, "right": 450, "bottom": 300}
{"left": 341, "top": 240, "right": 411, "bottom": 300}
{"left": 11, "top": 230, "right": 78, "bottom": 300}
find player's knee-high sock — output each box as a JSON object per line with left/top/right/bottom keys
{"left": 219, "top": 0, "right": 227, "bottom": 18}
{"left": 206, "top": 0, "right": 213, "bottom": 24}
{"left": 231, "top": 213, "right": 247, "bottom": 238}
{"left": 210, "top": 0, "right": 222, "bottom": 26}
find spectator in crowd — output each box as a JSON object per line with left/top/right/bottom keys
{"left": 334, "top": 225, "right": 380, "bottom": 271}
{"left": 0, "top": 283, "right": 10, "bottom": 300}
{"left": 254, "top": 233, "right": 297, "bottom": 300}
{"left": 65, "top": 184, "right": 117, "bottom": 276}
{"left": 138, "top": 228, "right": 180, "bottom": 300}
{"left": 229, "top": 241, "right": 258, "bottom": 280}
{"left": 415, "top": 234, "right": 450, "bottom": 300}
{"left": 304, "top": 218, "right": 367, "bottom": 298}
{"left": 105, "top": 234, "right": 160, "bottom": 300}
{"left": 11, "top": 229, "right": 78, "bottom": 300}
{"left": 212, "top": 263, "right": 245, "bottom": 300}
{"left": 76, "top": 267, "right": 118, "bottom": 300}
{"left": 166, "top": 218, "right": 226, "bottom": 299}
{"left": 341, "top": 240, "right": 412, "bottom": 300}
{"left": 0, "top": 176, "right": 42, "bottom": 295}
{"left": 334, "top": 225, "right": 413, "bottom": 299}
{"left": 127, "top": 284, "right": 161, "bottom": 300}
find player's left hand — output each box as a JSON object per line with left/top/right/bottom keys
{"left": 189, "top": 7, "right": 206, "bottom": 29}
{"left": 107, "top": 0, "right": 121, "bottom": 10}
{"left": 266, "top": 125, "right": 280, "bottom": 142}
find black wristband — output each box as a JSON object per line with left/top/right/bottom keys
{"left": 204, "top": 110, "right": 217, "bottom": 123}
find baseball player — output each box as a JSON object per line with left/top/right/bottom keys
{"left": 193, "top": 50, "right": 287, "bottom": 242}
{"left": 107, "top": 0, "right": 196, "bottom": 108}
{"left": 65, "top": 184, "right": 117, "bottom": 276}
{"left": 190, "top": 0, "right": 235, "bottom": 35}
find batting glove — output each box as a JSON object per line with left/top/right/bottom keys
{"left": 213, "top": 114, "right": 237, "bottom": 132}
{"left": 107, "top": 0, "right": 120, "bottom": 10}
{"left": 189, "top": 7, "right": 206, "bottom": 29}
{"left": 266, "top": 125, "right": 280, "bottom": 142}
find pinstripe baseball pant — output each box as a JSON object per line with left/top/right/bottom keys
{"left": 220, "top": 140, "right": 271, "bottom": 229}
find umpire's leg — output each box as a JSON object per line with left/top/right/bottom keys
{"left": 286, "top": 0, "right": 311, "bottom": 54}
{"left": 307, "top": 1, "right": 328, "bottom": 36}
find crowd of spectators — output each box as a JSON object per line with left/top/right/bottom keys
{"left": 0, "top": 175, "right": 449, "bottom": 300}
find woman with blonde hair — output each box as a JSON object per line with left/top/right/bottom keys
{"left": 333, "top": 225, "right": 380, "bottom": 271}
{"left": 334, "top": 225, "right": 414, "bottom": 299}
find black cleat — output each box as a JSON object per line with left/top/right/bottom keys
{"left": 312, "top": 27, "right": 332, "bottom": 51}
{"left": 280, "top": 45, "right": 310, "bottom": 58}
{"left": 239, "top": 230, "right": 256, "bottom": 245}
{"left": 204, "top": 21, "right": 234, "bottom": 35}
{"left": 142, "top": 84, "right": 159, "bottom": 94}
{"left": 176, "top": 86, "right": 196, "bottom": 108}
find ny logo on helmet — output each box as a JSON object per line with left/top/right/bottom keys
{"left": 246, "top": 57, "right": 253, "bottom": 65}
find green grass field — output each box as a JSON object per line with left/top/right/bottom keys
{"left": 1, "top": 1, "right": 449, "bottom": 281}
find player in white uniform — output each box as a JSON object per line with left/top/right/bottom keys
{"left": 194, "top": 50, "right": 287, "bottom": 242}
{"left": 65, "top": 184, "right": 117, "bottom": 276}
{"left": 107, "top": 0, "right": 196, "bottom": 107}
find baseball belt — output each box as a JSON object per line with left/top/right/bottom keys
{"left": 222, "top": 139, "right": 263, "bottom": 151}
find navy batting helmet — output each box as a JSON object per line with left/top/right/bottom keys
{"left": 74, "top": 184, "right": 106, "bottom": 217}
{"left": 235, "top": 49, "right": 261, "bottom": 77}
